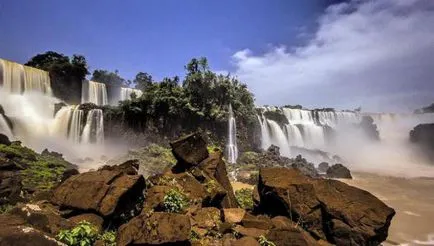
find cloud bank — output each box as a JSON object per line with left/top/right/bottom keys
{"left": 232, "top": 0, "right": 434, "bottom": 112}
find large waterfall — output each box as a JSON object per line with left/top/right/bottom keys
{"left": 120, "top": 87, "right": 143, "bottom": 101}
{"left": 227, "top": 104, "right": 238, "bottom": 164}
{"left": 258, "top": 107, "right": 360, "bottom": 157}
{"left": 0, "top": 58, "right": 105, "bottom": 161}
{"left": 81, "top": 80, "right": 108, "bottom": 106}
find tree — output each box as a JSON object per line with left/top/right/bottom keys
{"left": 91, "top": 69, "right": 125, "bottom": 87}
{"left": 134, "top": 72, "right": 153, "bottom": 91}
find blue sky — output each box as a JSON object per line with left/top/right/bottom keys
{"left": 1, "top": 0, "right": 433, "bottom": 112}
{"left": 0, "top": 0, "right": 327, "bottom": 80}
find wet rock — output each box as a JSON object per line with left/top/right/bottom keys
{"left": 0, "top": 133, "right": 11, "bottom": 146}
{"left": 98, "top": 159, "right": 139, "bottom": 175}
{"left": 258, "top": 167, "right": 395, "bottom": 245}
{"left": 318, "top": 162, "right": 329, "bottom": 173}
{"left": 117, "top": 212, "right": 191, "bottom": 245}
{"left": 170, "top": 132, "right": 209, "bottom": 170}
{"left": 60, "top": 168, "right": 79, "bottom": 183}
{"left": 267, "top": 145, "right": 280, "bottom": 156}
{"left": 410, "top": 123, "right": 434, "bottom": 160}
{"left": 231, "top": 236, "right": 260, "bottom": 246}
{"left": 326, "top": 163, "right": 352, "bottom": 179}
{"left": 291, "top": 155, "right": 319, "bottom": 178}
{"left": 51, "top": 166, "right": 145, "bottom": 218}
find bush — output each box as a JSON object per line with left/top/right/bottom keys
{"left": 235, "top": 188, "right": 254, "bottom": 210}
{"left": 163, "top": 189, "right": 189, "bottom": 213}
{"left": 258, "top": 235, "right": 276, "bottom": 246}
{"left": 98, "top": 231, "right": 116, "bottom": 246}
{"left": 57, "top": 221, "right": 98, "bottom": 246}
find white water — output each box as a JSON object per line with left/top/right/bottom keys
{"left": 81, "top": 80, "right": 108, "bottom": 106}
{"left": 120, "top": 87, "right": 142, "bottom": 101}
{"left": 227, "top": 104, "right": 238, "bottom": 164}
{"left": 0, "top": 58, "right": 107, "bottom": 162}
{"left": 81, "top": 109, "right": 104, "bottom": 144}
{"left": 257, "top": 115, "right": 271, "bottom": 150}
{"left": 266, "top": 119, "right": 291, "bottom": 156}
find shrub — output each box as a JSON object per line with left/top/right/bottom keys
{"left": 258, "top": 235, "right": 276, "bottom": 246}
{"left": 98, "top": 231, "right": 116, "bottom": 246}
{"left": 57, "top": 221, "right": 98, "bottom": 246}
{"left": 235, "top": 188, "right": 254, "bottom": 210}
{"left": 163, "top": 188, "right": 189, "bottom": 213}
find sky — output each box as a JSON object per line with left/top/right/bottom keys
{"left": 1, "top": 0, "right": 433, "bottom": 112}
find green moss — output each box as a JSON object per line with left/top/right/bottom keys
{"left": 163, "top": 188, "right": 189, "bottom": 213}
{"left": 235, "top": 188, "right": 254, "bottom": 210}
{"left": 0, "top": 142, "right": 37, "bottom": 160}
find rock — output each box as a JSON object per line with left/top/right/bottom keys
{"left": 0, "top": 224, "right": 64, "bottom": 246}
{"left": 267, "top": 145, "right": 280, "bottom": 156}
{"left": 98, "top": 159, "right": 139, "bottom": 175}
{"left": 69, "top": 213, "right": 104, "bottom": 232}
{"left": 9, "top": 202, "right": 74, "bottom": 235}
{"left": 223, "top": 208, "right": 246, "bottom": 224}
{"left": 51, "top": 168, "right": 145, "bottom": 218}
{"left": 60, "top": 168, "right": 79, "bottom": 183}
{"left": 0, "top": 133, "right": 11, "bottom": 146}
{"left": 170, "top": 132, "right": 209, "bottom": 170}
{"left": 231, "top": 236, "right": 260, "bottom": 246}
{"left": 233, "top": 225, "right": 268, "bottom": 239}
{"left": 190, "top": 207, "right": 221, "bottom": 230}
{"left": 410, "top": 123, "right": 434, "bottom": 160}
{"left": 266, "top": 228, "right": 318, "bottom": 246}
{"left": 117, "top": 212, "right": 191, "bottom": 245}
{"left": 241, "top": 213, "right": 272, "bottom": 230}
{"left": 358, "top": 116, "right": 380, "bottom": 141}
{"left": 318, "top": 162, "right": 329, "bottom": 173}
{"left": 258, "top": 167, "right": 395, "bottom": 245}
{"left": 326, "top": 164, "right": 352, "bottom": 179}
{"left": 199, "top": 151, "right": 238, "bottom": 208}
{"left": 0, "top": 170, "right": 23, "bottom": 204}
{"left": 291, "top": 155, "right": 319, "bottom": 177}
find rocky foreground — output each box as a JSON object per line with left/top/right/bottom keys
{"left": 0, "top": 133, "right": 395, "bottom": 245}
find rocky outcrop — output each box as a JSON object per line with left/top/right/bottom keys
{"left": 117, "top": 212, "right": 191, "bottom": 245}
{"left": 170, "top": 132, "right": 209, "bottom": 170}
{"left": 257, "top": 167, "right": 395, "bottom": 245}
{"left": 318, "top": 162, "right": 329, "bottom": 173}
{"left": 326, "top": 163, "right": 352, "bottom": 179}
{"left": 51, "top": 161, "right": 146, "bottom": 219}
{"left": 0, "top": 133, "right": 11, "bottom": 146}
{"left": 358, "top": 116, "right": 380, "bottom": 141}
{"left": 410, "top": 123, "right": 434, "bottom": 160}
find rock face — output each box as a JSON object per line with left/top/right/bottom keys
{"left": 170, "top": 132, "right": 209, "bottom": 170}
{"left": 326, "top": 163, "right": 352, "bottom": 179}
{"left": 51, "top": 162, "right": 146, "bottom": 218}
{"left": 318, "top": 162, "right": 329, "bottom": 173}
{"left": 257, "top": 167, "right": 395, "bottom": 245}
{"left": 0, "top": 133, "right": 11, "bottom": 146}
{"left": 358, "top": 116, "right": 380, "bottom": 141}
{"left": 410, "top": 123, "right": 434, "bottom": 160}
{"left": 117, "top": 212, "right": 191, "bottom": 245}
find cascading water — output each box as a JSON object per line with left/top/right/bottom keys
{"left": 0, "top": 58, "right": 106, "bottom": 162}
{"left": 257, "top": 115, "right": 271, "bottom": 150}
{"left": 81, "top": 80, "right": 108, "bottom": 106}
{"left": 266, "top": 119, "right": 291, "bottom": 156}
{"left": 81, "top": 109, "right": 104, "bottom": 144}
{"left": 120, "top": 87, "right": 143, "bottom": 101}
{"left": 227, "top": 104, "right": 238, "bottom": 164}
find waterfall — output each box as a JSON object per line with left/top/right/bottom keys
{"left": 69, "top": 106, "right": 83, "bottom": 143}
{"left": 257, "top": 115, "right": 271, "bottom": 150}
{"left": 81, "top": 109, "right": 104, "bottom": 144}
{"left": 227, "top": 104, "right": 238, "bottom": 164}
{"left": 52, "top": 106, "right": 73, "bottom": 138}
{"left": 120, "top": 87, "right": 143, "bottom": 101}
{"left": 0, "top": 59, "right": 51, "bottom": 95}
{"left": 285, "top": 124, "right": 303, "bottom": 147}
{"left": 0, "top": 114, "right": 13, "bottom": 138}
{"left": 266, "top": 119, "right": 291, "bottom": 156}
{"left": 81, "top": 80, "right": 108, "bottom": 106}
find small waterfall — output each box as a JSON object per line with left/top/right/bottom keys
{"left": 69, "top": 106, "right": 83, "bottom": 143}
{"left": 0, "top": 114, "right": 13, "bottom": 138}
{"left": 227, "top": 104, "right": 238, "bottom": 164}
{"left": 285, "top": 124, "right": 303, "bottom": 147}
{"left": 52, "top": 106, "right": 73, "bottom": 138}
{"left": 257, "top": 115, "right": 271, "bottom": 150}
{"left": 81, "top": 109, "right": 104, "bottom": 144}
{"left": 266, "top": 119, "right": 291, "bottom": 156}
{"left": 120, "top": 88, "right": 143, "bottom": 101}
{"left": 1, "top": 59, "right": 51, "bottom": 95}
{"left": 81, "top": 80, "right": 108, "bottom": 106}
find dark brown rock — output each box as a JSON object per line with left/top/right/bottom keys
{"left": 117, "top": 212, "right": 191, "bottom": 245}
{"left": 170, "top": 132, "right": 209, "bottom": 170}
{"left": 233, "top": 225, "right": 268, "bottom": 239}
{"left": 0, "top": 133, "right": 11, "bottom": 146}
{"left": 258, "top": 167, "right": 395, "bottom": 245}
{"left": 51, "top": 169, "right": 145, "bottom": 217}
{"left": 199, "top": 151, "right": 238, "bottom": 208}
{"left": 0, "top": 170, "right": 23, "bottom": 204}
{"left": 190, "top": 207, "right": 221, "bottom": 229}
{"left": 317, "top": 162, "right": 329, "bottom": 173}
{"left": 326, "top": 164, "right": 352, "bottom": 179}
{"left": 98, "top": 159, "right": 139, "bottom": 175}
{"left": 231, "top": 236, "right": 260, "bottom": 246}
{"left": 241, "top": 213, "right": 272, "bottom": 230}
{"left": 60, "top": 168, "right": 79, "bottom": 183}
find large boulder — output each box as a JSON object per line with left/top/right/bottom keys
{"left": 117, "top": 212, "right": 191, "bottom": 245}
{"left": 0, "top": 133, "right": 11, "bottom": 146}
{"left": 317, "top": 162, "right": 329, "bottom": 173}
{"left": 326, "top": 164, "right": 352, "bottom": 179}
{"left": 410, "top": 123, "right": 434, "bottom": 160}
{"left": 170, "top": 132, "right": 209, "bottom": 170}
{"left": 198, "top": 150, "right": 238, "bottom": 208}
{"left": 51, "top": 164, "right": 145, "bottom": 218}
{"left": 291, "top": 155, "right": 319, "bottom": 178}
{"left": 257, "top": 167, "right": 395, "bottom": 245}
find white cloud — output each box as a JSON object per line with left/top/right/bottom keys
{"left": 232, "top": 0, "right": 434, "bottom": 112}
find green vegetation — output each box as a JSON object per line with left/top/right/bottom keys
{"left": 92, "top": 69, "right": 126, "bottom": 87}
{"left": 258, "top": 235, "right": 276, "bottom": 246}
{"left": 57, "top": 221, "right": 117, "bottom": 246}
{"left": 163, "top": 188, "right": 189, "bottom": 213}
{"left": 57, "top": 221, "right": 99, "bottom": 246}
{"left": 0, "top": 204, "right": 13, "bottom": 214}
{"left": 235, "top": 188, "right": 254, "bottom": 210}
